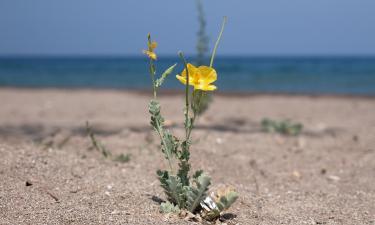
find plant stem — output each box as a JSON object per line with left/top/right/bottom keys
{"left": 155, "top": 124, "right": 174, "bottom": 173}
{"left": 209, "top": 16, "right": 227, "bottom": 68}
{"left": 186, "top": 91, "right": 202, "bottom": 140}
{"left": 149, "top": 60, "right": 157, "bottom": 99}
{"left": 178, "top": 51, "right": 191, "bottom": 141}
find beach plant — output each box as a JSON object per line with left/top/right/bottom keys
{"left": 195, "top": 0, "right": 212, "bottom": 115}
{"left": 143, "top": 17, "right": 238, "bottom": 221}
{"left": 86, "top": 121, "right": 131, "bottom": 163}
{"left": 196, "top": 0, "right": 209, "bottom": 66}
{"left": 261, "top": 118, "right": 303, "bottom": 136}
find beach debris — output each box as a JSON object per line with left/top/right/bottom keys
{"left": 201, "top": 195, "right": 218, "bottom": 212}
{"left": 182, "top": 210, "right": 202, "bottom": 222}
{"left": 352, "top": 135, "right": 359, "bottom": 142}
{"left": 45, "top": 190, "right": 60, "bottom": 202}
{"left": 25, "top": 179, "right": 59, "bottom": 202}
{"left": 327, "top": 175, "right": 340, "bottom": 182}
{"left": 200, "top": 188, "right": 239, "bottom": 221}
{"left": 25, "top": 180, "right": 33, "bottom": 186}
{"left": 292, "top": 170, "right": 302, "bottom": 179}
{"left": 106, "top": 184, "right": 113, "bottom": 190}
{"left": 216, "top": 137, "right": 224, "bottom": 144}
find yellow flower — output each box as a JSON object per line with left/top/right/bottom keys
{"left": 143, "top": 36, "right": 158, "bottom": 60}
{"left": 176, "top": 63, "right": 217, "bottom": 91}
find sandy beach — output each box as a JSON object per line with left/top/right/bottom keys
{"left": 0, "top": 88, "right": 374, "bottom": 224}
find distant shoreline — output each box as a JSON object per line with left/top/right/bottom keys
{"left": 1, "top": 57, "right": 374, "bottom": 96}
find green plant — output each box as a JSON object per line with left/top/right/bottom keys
{"left": 143, "top": 17, "right": 238, "bottom": 221}
{"left": 261, "top": 118, "right": 303, "bottom": 136}
{"left": 86, "top": 121, "right": 111, "bottom": 158}
{"left": 195, "top": 0, "right": 212, "bottom": 116}
{"left": 86, "top": 121, "right": 131, "bottom": 163}
{"left": 196, "top": 0, "right": 209, "bottom": 66}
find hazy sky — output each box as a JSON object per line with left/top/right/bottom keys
{"left": 0, "top": 0, "right": 374, "bottom": 56}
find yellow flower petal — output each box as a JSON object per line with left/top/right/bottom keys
{"left": 195, "top": 84, "right": 217, "bottom": 91}
{"left": 197, "top": 66, "right": 217, "bottom": 83}
{"left": 176, "top": 63, "right": 218, "bottom": 92}
{"left": 176, "top": 75, "right": 189, "bottom": 85}
{"left": 143, "top": 50, "right": 157, "bottom": 60}
{"left": 177, "top": 63, "right": 199, "bottom": 85}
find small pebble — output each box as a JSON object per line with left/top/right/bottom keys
{"left": 327, "top": 175, "right": 340, "bottom": 181}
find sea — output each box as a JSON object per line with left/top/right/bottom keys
{"left": 0, "top": 56, "right": 375, "bottom": 95}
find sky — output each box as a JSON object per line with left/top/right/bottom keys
{"left": 0, "top": 0, "right": 374, "bottom": 56}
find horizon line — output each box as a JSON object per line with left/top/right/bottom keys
{"left": 1, "top": 54, "right": 375, "bottom": 59}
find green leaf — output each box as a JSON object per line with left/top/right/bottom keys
{"left": 261, "top": 118, "right": 303, "bottom": 136}
{"left": 149, "top": 100, "right": 164, "bottom": 130}
{"left": 157, "top": 169, "right": 169, "bottom": 192}
{"left": 155, "top": 63, "right": 177, "bottom": 88}
{"left": 113, "top": 153, "right": 131, "bottom": 163}
{"left": 177, "top": 141, "right": 191, "bottom": 186}
{"left": 86, "top": 121, "right": 112, "bottom": 158}
{"left": 161, "top": 130, "right": 179, "bottom": 160}
{"left": 166, "top": 175, "right": 186, "bottom": 208}
{"left": 149, "top": 100, "right": 179, "bottom": 164}
{"left": 157, "top": 171, "right": 186, "bottom": 208}
{"left": 216, "top": 191, "right": 238, "bottom": 212}
{"left": 186, "top": 173, "right": 211, "bottom": 213}
{"left": 160, "top": 201, "right": 180, "bottom": 214}
{"left": 192, "top": 170, "right": 203, "bottom": 179}
{"left": 202, "top": 190, "right": 239, "bottom": 221}
{"left": 203, "top": 208, "right": 221, "bottom": 221}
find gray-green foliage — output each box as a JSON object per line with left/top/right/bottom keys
{"left": 177, "top": 141, "right": 191, "bottom": 187}
{"left": 157, "top": 169, "right": 212, "bottom": 213}
{"left": 155, "top": 63, "right": 177, "bottom": 88}
{"left": 165, "top": 175, "right": 186, "bottom": 208}
{"left": 202, "top": 190, "right": 239, "bottom": 221}
{"left": 113, "top": 153, "right": 131, "bottom": 163}
{"left": 149, "top": 100, "right": 178, "bottom": 170}
{"left": 149, "top": 85, "right": 238, "bottom": 220}
{"left": 261, "top": 118, "right": 303, "bottom": 136}
{"left": 160, "top": 201, "right": 180, "bottom": 213}
{"left": 186, "top": 173, "right": 211, "bottom": 213}
{"left": 216, "top": 191, "right": 238, "bottom": 211}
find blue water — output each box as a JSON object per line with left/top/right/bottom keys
{"left": 0, "top": 56, "right": 375, "bottom": 95}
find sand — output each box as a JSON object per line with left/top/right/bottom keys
{"left": 0, "top": 88, "right": 374, "bottom": 225}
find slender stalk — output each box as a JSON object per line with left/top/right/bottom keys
{"left": 187, "top": 91, "right": 202, "bottom": 140}
{"left": 178, "top": 51, "right": 191, "bottom": 140}
{"left": 155, "top": 124, "right": 174, "bottom": 173}
{"left": 147, "top": 34, "right": 157, "bottom": 99}
{"left": 149, "top": 60, "right": 157, "bottom": 99}
{"left": 146, "top": 34, "right": 173, "bottom": 172}
{"left": 209, "top": 16, "right": 227, "bottom": 68}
